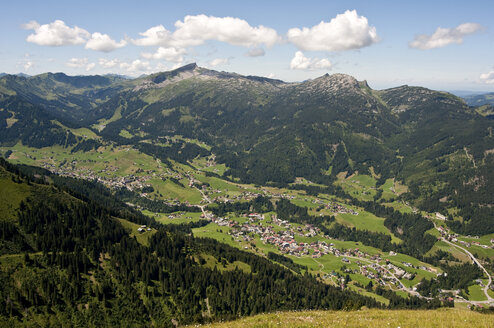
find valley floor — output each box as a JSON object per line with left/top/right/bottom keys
{"left": 193, "top": 308, "right": 493, "bottom": 328}
{"left": 3, "top": 142, "right": 494, "bottom": 306}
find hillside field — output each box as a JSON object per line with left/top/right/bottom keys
{"left": 193, "top": 309, "right": 493, "bottom": 328}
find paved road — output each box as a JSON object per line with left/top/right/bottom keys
{"left": 193, "top": 181, "right": 212, "bottom": 204}
{"left": 442, "top": 238, "right": 493, "bottom": 303}
{"left": 197, "top": 204, "right": 207, "bottom": 216}
{"left": 432, "top": 221, "right": 493, "bottom": 304}
{"left": 189, "top": 176, "right": 212, "bottom": 216}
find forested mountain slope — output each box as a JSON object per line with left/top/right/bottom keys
{"left": 464, "top": 92, "right": 494, "bottom": 107}
{"left": 1, "top": 64, "right": 494, "bottom": 234}
{"left": 0, "top": 72, "right": 132, "bottom": 125}
{"left": 4, "top": 159, "right": 419, "bottom": 326}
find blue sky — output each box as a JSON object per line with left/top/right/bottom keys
{"left": 1, "top": 0, "right": 493, "bottom": 91}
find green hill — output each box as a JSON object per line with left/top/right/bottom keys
{"left": 464, "top": 92, "right": 494, "bottom": 107}
{"left": 194, "top": 308, "right": 493, "bottom": 328}
{"left": 0, "top": 72, "right": 132, "bottom": 124}
{"left": 87, "top": 65, "right": 494, "bottom": 235}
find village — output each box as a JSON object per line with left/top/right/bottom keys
{"left": 12, "top": 148, "right": 493, "bottom": 303}
{"left": 435, "top": 225, "right": 494, "bottom": 250}
{"left": 38, "top": 158, "right": 159, "bottom": 191}
{"left": 203, "top": 210, "right": 439, "bottom": 297}
{"left": 31, "top": 152, "right": 440, "bottom": 299}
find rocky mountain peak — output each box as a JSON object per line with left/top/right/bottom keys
{"left": 178, "top": 62, "right": 198, "bottom": 72}
{"left": 318, "top": 73, "right": 359, "bottom": 88}
{"left": 133, "top": 63, "right": 201, "bottom": 91}
{"left": 299, "top": 73, "right": 362, "bottom": 95}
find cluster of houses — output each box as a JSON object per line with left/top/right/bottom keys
{"left": 204, "top": 210, "right": 437, "bottom": 292}
{"left": 357, "top": 262, "right": 409, "bottom": 286}
{"left": 308, "top": 198, "right": 358, "bottom": 215}
{"left": 204, "top": 210, "right": 436, "bottom": 296}
{"left": 400, "top": 260, "right": 437, "bottom": 274}
{"left": 325, "top": 201, "right": 359, "bottom": 215}
{"left": 207, "top": 213, "right": 324, "bottom": 257}
{"left": 137, "top": 225, "right": 152, "bottom": 233}
{"left": 437, "top": 225, "right": 493, "bottom": 249}
{"left": 43, "top": 159, "right": 157, "bottom": 193}
{"left": 457, "top": 239, "right": 493, "bottom": 249}
{"left": 324, "top": 250, "right": 425, "bottom": 292}
{"left": 165, "top": 212, "right": 193, "bottom": 219}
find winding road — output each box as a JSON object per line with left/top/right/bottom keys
{"left": 442, "top": 238, "right": 493, "bottom": 303}
{"left": 433, "top": 221, "right": 493, "bottom": 304}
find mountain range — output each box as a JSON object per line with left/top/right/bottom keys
{"left": 463, "top": 92, "right": 494, "bottom": 107}
{"left": 2, "top": 64, "right": 494, "bottom": 325}
{"left": 1, "top": 63, "right": 494, "bottom": 235}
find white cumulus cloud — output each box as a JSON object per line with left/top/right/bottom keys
{"left": 133, "top": 15, "right": 281, "bottom": 49}
{"left": 98, "top": 58, "right": 121, "bottom": 68}
{"left": 246, "top": 47, "right": 265, "bottom": 57}
{"left": 65, "top": 58, "right": 95, "bottom": 71}
{"left": 23, "top": 61, "right": 34, "bottom": 70}
{"left": 409, "top": 23, "right": 483, "bottom": 50}
{"left": 23, "top": 20, "right": 90, "bottom": 46}
{"left": 287, "top": 10, "right": 378, "bottom": 52}
{"left": 208, "top": 58, "right": 229, "bottom": 67}
{"left": 141, "top": 47, "right": 185, "bottom": 62}
{"left": 18, "top": 54, "right": 34, "bottom": 71}
{"left": 173, "top": 15, "right": 281, "bottom": 48}
{"left": 290, "top": 51, "right": 332, "bottom": 70}
{"left": 133, "top": 25, "right": 172, "bottom": 46}
{"left": 65, "top": 57, "right": 88, "bottom": 68}
{"left": 120, "top": 59, "right": 151, "bottom": 74}
{"left": 86, "top": 62, "right": 96, "bottom": 71}
{"left": 480, "top": 69, "right": 494, "bottom": 84}
{"left": 85, "top": 32, "right": 127, "bottom": 52}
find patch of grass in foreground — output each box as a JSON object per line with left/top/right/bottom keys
{"left": 192, "top": 308, "right": 493, "bottom": 328}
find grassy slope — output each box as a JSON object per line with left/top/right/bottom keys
{"left": 0, "top": 167, "right": 31, "bottom": 221}
{"left": 194, "top": 309, "right": 493, "bottom": 328}
{"left": 199, "top": 253, "right": 251, "bottom": 274}
{"left": 467, "top": 284, "right": 488, "bottom": 302}
{"left": 151, "top": 211, "right": 204, "bottom": 224}
{"left": 336, "top": 212, "right": 402, "bottom": 244}
{"left": 193, "top": 223, "right": 237, "bottom": 247}
{"left": 336, "top": 174, "right": 377, "bottom": 201}
{"left": 116, "top": 218, "right": 156, "bottom": 246}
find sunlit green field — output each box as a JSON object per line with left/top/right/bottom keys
{"left": 3, "top": 141, "right": 490, "bottom": 311}
{"left": 192, "top": 308, "right": 493, "bottom": 328}
{"left": 3, "top": 143, "right": 162, "bottom": 177}
{"left": 336, "top": 174, "right": 377, "bottom": 201}
{"left": 150, "top": 211, "right": 204, "bottom": 224}
{"left": 0, "top": 168, "right": 31, "bottom": 222}
{"left": 336, "top": 211, "right": 402, "bottom": 243}
{"left": 467, "top": 284, "right": 488, "bottom": 302}
{"left": 192, "top": 223, "right": 236, "bottom": 247}
{"left": 117, "top": 218, "right": 156, "bottom": 246}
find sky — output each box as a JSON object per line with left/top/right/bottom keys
{"left": 1, "top": 0, "right": 493, "bottom": 92}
